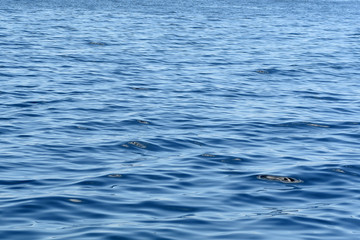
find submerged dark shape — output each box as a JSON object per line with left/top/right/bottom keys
{"left": 257, "top": 175, "right": 302, "bottom": 183}
{"left": 89, "top": 41, "right": 105, "bottom": 45}
{"left": 128, "top": 141, "right": 146, "bottom": 148}
{"left": 137, "top": 119, "right": 150, "bottom": 124}
{"left": 256, "top": 69, "right": 269, "bottom": 74}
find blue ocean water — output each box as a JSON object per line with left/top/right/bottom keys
{"left": 1, "top": 0, "right": 360, "bottom": 239}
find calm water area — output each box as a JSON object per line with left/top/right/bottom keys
{"left": 1, "top": 0, "right": 360, "bottom": 239}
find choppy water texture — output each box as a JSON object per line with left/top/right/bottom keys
{"left": 1, "top": 0, "right": 360, "bottom": 239}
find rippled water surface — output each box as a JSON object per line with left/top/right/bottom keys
{"left": 1, "top": 0, "right": 360, "bottom": 239}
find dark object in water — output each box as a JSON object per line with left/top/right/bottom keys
{"left": 128, "top": 141, "right": 146, "bottom": 148}
{"left": 256, "top": 69, "right": 269, "bottom": 74}
{"left": 257, "top": 175, "right": 303, "bottom": 183}
{"left": 137, "top": 119, "right": 150, "bottom": 124}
